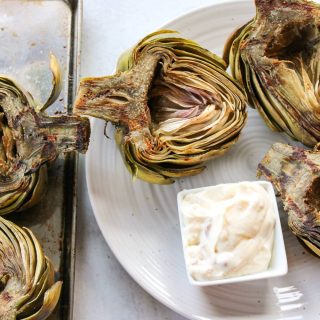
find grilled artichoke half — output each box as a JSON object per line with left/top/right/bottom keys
{"left": 74, "top": 30, "right": 247, "bottom": 184}
{"left": 258, "top": 143, "right": 320, "bottom": 256}
{"left": 0, "top": 55, "right": 90, "bottom": 215}
{"left": 224, "top": 0, "right": 320, "bottom": 147}
{"left": 0, "top": 217, "right": 62, "bottom": 319}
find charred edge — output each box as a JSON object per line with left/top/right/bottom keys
{"left": 76, "top": 118, "right": 90, "bottom": 153}
{"left": 255, "top": 0, "right": 315, "bottom": 16}
{"left": 255, "top": 0, "right": 275, "bottom": 12}
{"left": 305, "top": 158, "right": 320, "bottom": 174}
{"left": 290, "top": 148, "right": 320, "bottom": 173}
{"left": 1, "top": 291, "right": 12, "bottom": 302}
{"left": 11, "top": 112, "right": 24, "bottom": 129}
{"left": 40, "top": 143, "right": 57, "bottom": 165}
{"left": 257, "top": 163, "right": 273, "bottom": 180}
{"left": 39, "top": 115, "right": 90, "bottom": 153}
{"left": 291, "top": 148, "right": 307, "bottom": 160}
{"left": 74, "top": 86, "right": 95, "bottom": 112}
{"left": 304, "top": 177, "right": 320, "bottom": 212}
{"left": 285, "top": 1, "right": 316, "bottom": 14}
{"left": 291, "top": 220, "right": 320, "bottom": 246}
{"left": 286, "top": 197, "right": 305, "bottom": 218}
{"left": 255, "top": 0, "right": 282, "bottom": 16}
{"left": 279, "top": 172, "right": 290, "bottom": 193}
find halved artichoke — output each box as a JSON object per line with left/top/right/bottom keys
{"left": 0, "top": 55, "right": 90, "bottom": 215}
{"left": 74, "top": 30, "right": 247, "bottom": 184}
{"left": 0, "top": 217, "right": 62, "bottom": 319}
{"left": 224, "top": 0, "right": 320, "bottom": 147}
{"left": 258, "top": 143, "right": 320, "bottom": 256}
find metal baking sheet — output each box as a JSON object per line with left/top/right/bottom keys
{"left": 0, "top": 0, "right": 82, "bottom": 319}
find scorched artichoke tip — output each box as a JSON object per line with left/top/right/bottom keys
{"left": 0, "top": 217, "right": 62, "bottom": 319}
{"left": 0, "top": 55, "right": 90, "bottom": 215}
{"left": 74, "top": 30, "right": 247, "bottom": 184}
{"left": 224, "top": 0, "right": 320, "bottom": 147}
{"left": 258, "top": 143, "right": 320, "bottom": 257}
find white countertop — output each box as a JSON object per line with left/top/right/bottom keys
{"left": 74, "top": 1, "right": 219, "bottom": 319}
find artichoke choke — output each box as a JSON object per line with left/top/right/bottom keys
{"left": 74, "top": 30, "right": 247, "bottom": 184}
{"left": 224, "top": 0, "right": 320, "bottom": 147}
{"left": 258, "top": 142, "right": 320, "bottom": 256}
{"left": 0, "top": 55, "right": 90, "bottom": 215}
{"left": 0, "top": 217, "right": 62, "bottom": 319}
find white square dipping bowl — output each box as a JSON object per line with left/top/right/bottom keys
{"left": 177, "top": 181, "right": 288, "bottom": 286}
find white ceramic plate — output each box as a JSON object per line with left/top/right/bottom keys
{"left": 86, "top": 1, "right": 319, "bottom": 319}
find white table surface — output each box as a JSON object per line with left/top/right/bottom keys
{"left": 74, "top": 1, "right": 223, "bottom": 319}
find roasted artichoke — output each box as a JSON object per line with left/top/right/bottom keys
{"left": 258, "top": 142, "right": 320, "bottom": 256}
{"left": 0, "top": 217, "right": 62, "bottom": 319}
{"left": 74, "top": 30, "right": 247, "bottom": 184}
{"left": 224, "top": 0, "right": 320, "bottom": 147}
{"left": 0, "top": 55, "right": 90, "bottom": 215}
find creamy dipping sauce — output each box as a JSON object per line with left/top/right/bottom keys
{"left": 179, "top": 182, "right": 276, "bottom": 281}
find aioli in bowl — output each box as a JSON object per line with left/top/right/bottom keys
{"left": 177, "top": 181, "right": 288, "bottom": 286}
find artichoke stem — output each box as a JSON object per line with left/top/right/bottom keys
{"left": 38, "top": 115, "right": 90, "bottom": 155}
{"left": 74, "top": 53, "right": 160, "bottom": 131}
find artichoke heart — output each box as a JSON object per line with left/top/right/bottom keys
{"left": 224, "top": 0, "right": 320, "bottom": 147}
{"left": 74, "top": 30, "right": 247, "bottom": 184}
{"left": 0, "top": 55, "right": 90, "bottom": 215}
{"left": 258, "top": 143, "right": 320, "bottom": 256}
{"left": 0, "top": 217, "right": 62, "bottom": 319}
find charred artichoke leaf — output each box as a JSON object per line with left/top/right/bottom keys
{"left": 0, "top": 217, "right": 62, "bottom": 319}
{"left": 224, "top": 0, "right": 320, "bottom": 146}
{"left": 0, "top": 59, "right": 90, "bottom": 215}
{"left": 258, "top": 142, "right": 320, "bottom": 256}
{"left": 74, "top": 30, "right": 247, "bottom": 184}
